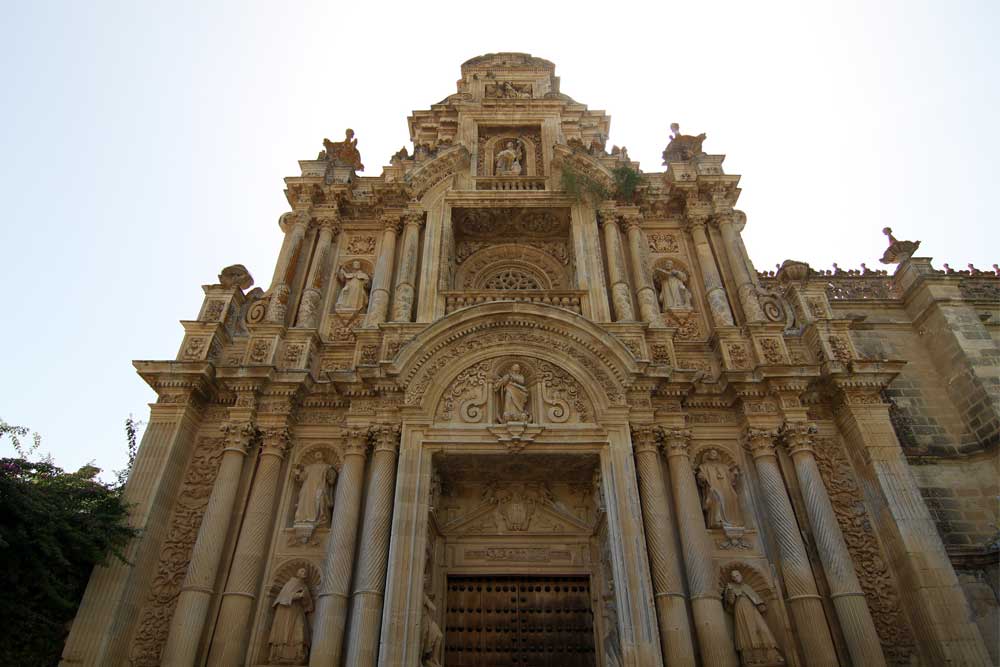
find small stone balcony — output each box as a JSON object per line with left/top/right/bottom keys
{"left": 475, "top": 177, "right": 547, "bottom": 191}
{"left": 443, "top": 290, "right": 586, "bottom": 315}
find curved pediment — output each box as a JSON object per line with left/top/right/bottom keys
{"left": 551, "top": 143, "right": 616, "bottom": 193}
{"left": 403, "top": 144, "right": 470, "bottom": 199}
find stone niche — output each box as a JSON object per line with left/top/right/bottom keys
{"left": 477, "top": 124, "right": 544, "bottom": 177}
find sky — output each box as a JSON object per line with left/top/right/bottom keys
{"left": 1, "top": 0, "right": 997, "bottom": 477}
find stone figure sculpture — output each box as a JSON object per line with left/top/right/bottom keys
{"left": 496, "top": 363, "right": 530, "bottom": 422}
{"left": 495, "top": 140, "right": 523, "bottom": 176}
{"left": 322, "top": 128, "right": 364, "bottom": 171}
{"left": 217, "top": 263, "right": 254, "bottom": 290}
{"left": 335, "top": 260, "right": 370, "bottom": 312}
{"left": 268, "top": 568, "right": 313, "bottom": 665}
{"left": 696, "top": 448, "right": 743, "bottom": 529}
{"left": 293, "top": 452, "right": 336, "bottom": 541}
{"left": 662, "top": 122, "right": 707, "bottom": 163}
{"left": 723, "top": 570, "right": 784, "bottom": 666}
{"left": 420, "top": 594, "right": 444, "bottom": 667}
{"left": 656, "top": 260, "right": 693, "bottom": 311}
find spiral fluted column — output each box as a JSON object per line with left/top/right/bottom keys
{"left": 686, "top": 217, "right": 735, "bottom": 327}
{"left": 160, "top": 422, "right": 256, "bottom": 666}
{"left": 267, "top": 211, "right": 309, "bottom": 324}
{"left": 343, "top": 424, "right": 401, "bottom": 667}
{"left": 296, "top": 217, "right": 340, "bottom": 328}
{"left": 780, "top": 422, "right": 886, "bottom": 666}
{"left": 744, "top": 427, "right": 838, "bottom": 666}
{"left": 632, "top": 425, "right": 696, "bottom": 666}
{"left": 391, "top": 211, "right": 424, "bottom": 322}
{"left": 364, "top": 215, "right": 401, "bottom": 327}
{"left": 598, "top": 209, "right": 635, "bottom": 321}
{"left": 309, "top": 430, "right": 369, "bottom": 666}
{"left": 661, "top": 428, "right": 738, "bottom": 667}
{"left": 207, "top": 427, "right": 291, "bottom": 666}
{"left": 716, "top": 211, "right": 764, "bottom": 322}
{"left": 622, "top": 214, "right": 660, "bottom": 323}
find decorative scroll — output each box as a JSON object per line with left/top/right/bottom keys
{"left": 813, "top": 438, "right": 917, "bottom": 664}
{"left": 128, "top": 437, "right": 224, "bottom": 666}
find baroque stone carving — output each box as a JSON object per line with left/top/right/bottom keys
{"left": 420, "top": 594, "right": 443, "bottom": 667}
{"left": 723, "top": 569, "right": 785, "bottom": 666}
{"left": 455, "top": 243, "right": 568, "bottom": 290}
{"left": 494, "top": 140, "right": 524, "bottom": 176}
{"left": 217, "top": 263, "right": 254, "bottom": 290}
{"left": 268, "top": 568, "right": 313, "bottom": 664}
{"left": 335, "top": 260, "right": 371, "bottom": 312}
{"left": 345, "top": 235, "right": 377, "bottom": 256}
{"left": 496, "top": 363, "right": 531, "bottom": 423}
{"left": 655, "top": 259, "right": 693, "bottom": 310}
{"left": 662, "top": 123, "right": 707, "bottom": 163}
{"left": 696, "top": 448, "right": 744, "bottom": 529}
{"left": 813, "top": 437, "right": 917, "bottom": 663}
{"left": 128, "top": 437, "right": 224, "bottom": 665}
{"left": 485, "top": 81, "right": 532, "bottom": 98}
{"left": 292, "top": 450, "right": 337, "bottom": 543}
{"left": 648, "top": 232, "right": 680, "bottom": 254}
{"left": 321, "top": 128, "right": 364, "bottom": 171}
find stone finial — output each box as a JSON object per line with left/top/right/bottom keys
{"left": 217, "top": 264, "right": 254, "bottom": 291}
{"left": 879, "top": 227, "right": 921, "bottom": 265}
{"left": 662, "top": 123, "right": 707, "bottom": 164}
{"left": 776, "top": 259, "right": 810, "bottom": 284}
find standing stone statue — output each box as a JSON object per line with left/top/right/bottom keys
{"left": 293, "top": 452, "right": 336, "bottom": 534}
{"left": 696, "top": 448, "right": 743, "bottom": 528}
{"left": 723, "top": 570, "right": 784, "bottom": 666}
{"left": 335, "top": 260, "right": 370, "bottom": 312}
{"left": 268, "top": 568, "right": 313, "bottom": 665}
{"left": 495, "top": 140, "right": 523, "bottom": 176}
{"left": 420, "top": 594, "right": 443, "bottom": 667}
{"left": 656, "top": 260, "right": 693, "bottom": 311}
{"left": 496, "top": 363, "right": 530, "bottom": 422}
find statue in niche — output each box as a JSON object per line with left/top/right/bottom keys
{"left": 494, "top": 140, "right": 523, "bottom": 176}
{"left": 268, "top": 568, "right": 313, "bottom": 665}
{"left": 335, "top": 260, "right": 370, "bottom": 312}
{"left": 293, "top": 451, "right": 336, "bottom": 541}
{"left": 420, "top": 593, "right": 444, "bottom": 667}
{"left": 696, "top": 448, "right": 743, "bottom": 529}
{"left": 656, "top": 260, "right": 693, "bottom": 311}
{"left": 322, "top": 128, "right": 364, "bottom": 171}
{"left": 723, "top": 570, "right": 784, "bottom": 666}
{"left": 496, "top": 363, "right": 530, "bottom": 422}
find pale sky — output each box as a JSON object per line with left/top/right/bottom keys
{"left": 1, "top": 1, "right": 997, "bottom": 477}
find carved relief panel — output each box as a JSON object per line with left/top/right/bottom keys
{"left": 435, "top": 357, "right": 594, "bottom": 425}
{"left": 477, "top": 125, "right": 544, "bottom": 176}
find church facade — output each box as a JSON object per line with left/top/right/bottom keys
{"left": 62, "top": 54, "right": 998, "bottom": 666}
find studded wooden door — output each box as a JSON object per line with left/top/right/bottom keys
{"left": 444, "top": 575, "right": 596, "bottom": 667}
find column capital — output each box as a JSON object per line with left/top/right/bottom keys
{"left": 343, "top": 428, "right": 371, "bottom": 457}
{"left": 379, "top": 211, "right": 404, "bottom": 234}
{"left": 620, "top": 212, "right": 644, "bottom": 233}
{"left": 778, "top": 421, "right": 818, "bottom": 456}
{"left": 314, "top": 216, "right": 342, "bottom": 235}
{"left": 259, "top": 426, "right": 292, "bottom": 457}
{"left": 744, "top": 427, "right": 778, "bottom": 458}
{"left": 596, "top": 207, "right": 621, "bottom": 230}
{"left": 684, "top": 213, "right": 710, "bottom": 231}
{"left": 630, "top": 423, "right": 660, "bottom": 454}
{"left": 368, "top": 423, "right": 401, "bottom": 454}
{"left": 658, "top": 426, "right": 692, "bottom": 457}
{"left": 401, "top": 210, "right": 425, "bottom": 228}
{"left": 220, "top": 420, "right": 258, "bottom": 454}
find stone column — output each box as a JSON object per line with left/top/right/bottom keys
{"left": 343, "top": 424, "right": 401, "bottom": 667}
{"left": 686, "top": 216, "right": 735, "bottom": 326}
{"left": 744, "top": 427, "right": 838, "bottom": 666}
{"left": 661, "top": 428, "right": 738, "bottom": 667}
{"left": 267, "top": 211, "right": 310, "bottom": 324}
{"left": 364, "top": 215, "right": 401, "bottom": 327}
{"left": 207, "top": 427, "right": 292, "bottom": 666}
{"left": 779, "top": 422, "right": 886, "bottom": 667}
{"left": 391, "top": 211, "right": 424, "bottom": 322}
{"left": 622, "top": 213, "right": 660, "bottom": 323}
{"left": 598, "top": 209, "right": 636, "bottom": 321}
{"left": 570, "top": 202, "right": 611, "bottom": 322}
{"left": 716, "top": 211, "right": 764, "bottom": 322}
{"left": 160, "top": 421, "right": 257, "bottom": 666}
{"left": 631, "top": 425, "right": 696, "bottom": 667}
{"left": 295, "top": 217, "right": 340, "bottom": 328}
{"left": 309, "top": 430, "right": 369, "bottom": 666}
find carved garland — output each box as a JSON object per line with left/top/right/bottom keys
{"left": 813, "top": 437, "right": 917, "bottom": 664}
{"left": 128, "top": 437, "right": 224, "bottom": 665}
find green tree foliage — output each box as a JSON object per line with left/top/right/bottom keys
{"left": 0, "top": 419, "right": 138, "bottom": 666}
{"left": 611, "top": 165, "right": 642, "bottom": 203}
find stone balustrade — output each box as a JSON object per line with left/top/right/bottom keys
{"left": 475, "top": 177, "right": 547, "bottom": 191}
{"left": 443, "top": 290, "right": 585, "bottom": 314}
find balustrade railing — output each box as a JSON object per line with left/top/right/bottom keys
{"left": 443, "top": 290, "right": 585, "bottom": 314}
{"left": 475, "top": 177, "right": 547, "bottom": 191}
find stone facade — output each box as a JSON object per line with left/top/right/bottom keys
{"left": 62, "top": 54, "right": 997, "bottom": 666}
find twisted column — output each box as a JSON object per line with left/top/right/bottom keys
{"left": 160, "top": 422, "right": 257, "bottom": 666}
{"left": 296, "top": 217, "right": 340, "bottom": 328}
{"left": 309, "top": 430, "right": 369, "bottom": 666}
{"left": 661, "top": 428, "right": 738, "bottom": 667}
{"left": 391, "top": 211, "right": 424, "bottom": 322}
{"left": 207, "top": 427, "right": 292, "bottom": 666}
{"left": 687, "top": 217, "right": 735, "bottom": 327}
{"left": 622, "top": 214, "right": 660, "bottom": 323}
{"left": 343, "top": 424, "right": 401, "bottom": 667}
{"left": 716, "top": 211, "right": 764, "bottom": 322}
{"left": 364, "top": 215, "right": 401, "bottom": 327}
{"left": 267, "top": 211, "right": 310, "bottom": 324}
{"left": 598, "top": 210, "right": 636, "bottom": 321}
{"left": 780, "top": 422, "right": 886, "bottom": 666}
{"left": 632, "top": 425, "right": 696, "bottom": 667}
{"left": 744, "top": 428, "right": 838, "bottom": 666}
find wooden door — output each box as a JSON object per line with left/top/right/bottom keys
{"left": 444, "top": 575, "right": 596, "bottom": 667}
